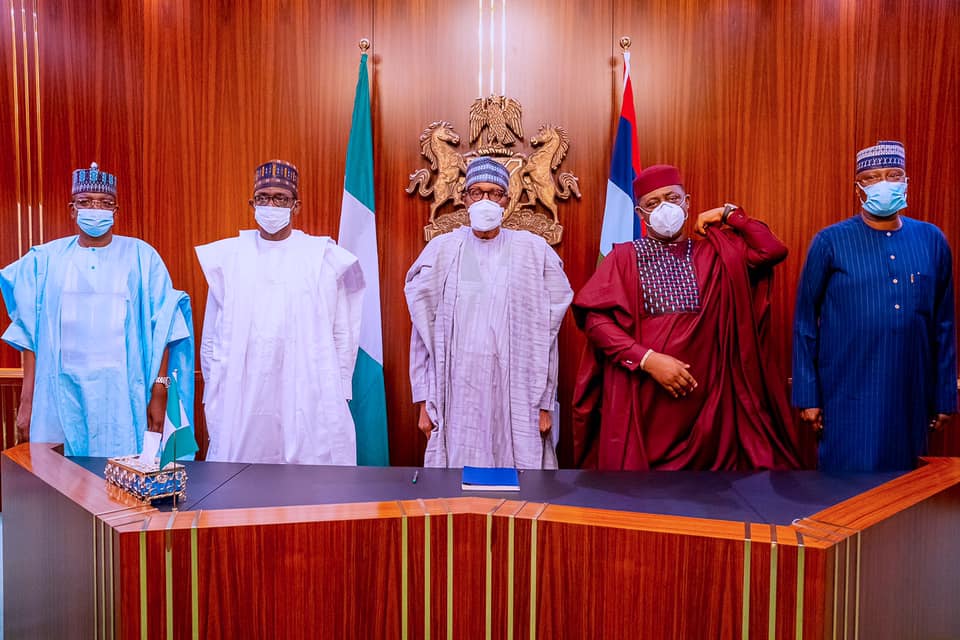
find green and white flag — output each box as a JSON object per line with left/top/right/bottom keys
{"left": 159, "top": 370, "right": 199, "bottom": 469}
{"left": 338, "top": 51, "right": 389, "bottom": 466}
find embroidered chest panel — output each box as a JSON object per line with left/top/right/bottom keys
{"left": 633, "top": 238, "right": 701, "bottom": 315}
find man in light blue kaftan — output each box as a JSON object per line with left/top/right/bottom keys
{"left": 0, "top": 163, "right": 194, "bottom": 457}
{"left": 792, "top": 141, "right": 957, "bottom": 471}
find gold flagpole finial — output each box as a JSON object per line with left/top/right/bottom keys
{"left": 359, "top": 38, "right": 371, "bottom": 52}
{"left": 619, "top": 36, "right": 631, "bottom": 51}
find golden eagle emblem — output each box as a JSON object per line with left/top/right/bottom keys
{"left": 469, "top": 96, "right": 524, "bottom": 150}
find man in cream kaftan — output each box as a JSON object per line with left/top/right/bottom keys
{"left": 196, "top": 160, "right": 364, "bottom": 465}
{"left": 406, "top": 158, "right": 572, "bottom": 469}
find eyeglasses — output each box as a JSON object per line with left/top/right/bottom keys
{"left": 466, "top": 187, "right": 506, "bottom": 201}
{"left": 856, "top": 170, "right": 907, "bottom": 187}
{"left": 73, "top": 198, "right": 117, "bottom": 210}
{"left": 637, "top": 192, "right": 684, "bottom": 212}
{"left": 253, "top": 194, "right": 296, "bottom": 207}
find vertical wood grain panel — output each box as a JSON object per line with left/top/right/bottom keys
{"left": 853, "top": 0, "right": 960, "bottom": 457}
{"left": 37, "top": 0, "right": 144, "bottom": 242}
{"left": 0, "top": 2, "right": 25, "bottom": 368}
{"left": 537, "top": 520, "right": 745, "bottom": 637}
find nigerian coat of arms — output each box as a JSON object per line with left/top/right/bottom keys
{"left": 406, "top": 96, "right": 581, "bottom": 245}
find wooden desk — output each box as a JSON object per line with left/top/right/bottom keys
{"left": 3, "top": 443, "right": 959, "bottom": 639}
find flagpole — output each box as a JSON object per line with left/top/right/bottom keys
{"left": 172, "top": 369, "right": 178, "bottom": 513}
{"left": 598, "top": 34, "right": 641, "bottom": 259}
{"left": 359, "top": 37, "right": 370, "bottom": 52}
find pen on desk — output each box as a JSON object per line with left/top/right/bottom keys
{"left": 412, "top": 470, "right": 419, "bottom": 484}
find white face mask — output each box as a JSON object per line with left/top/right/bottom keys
{"left": 254, "top": 205, "right": 292, "bottom": 234}
{"left": 647, "top": 201, "right": 687, "bottom": 238}
{"left": 468, "top": 199, "right": 504, "bottom": 232}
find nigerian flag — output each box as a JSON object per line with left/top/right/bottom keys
{"left": 338, "top": 51, "right": 390, "bottom": 465}
{"left": 159, "top": 370, "right": 198, "bottom": 469}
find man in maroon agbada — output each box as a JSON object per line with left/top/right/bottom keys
{"left": 572, "top": 164, "right": 801, "bottom": 470}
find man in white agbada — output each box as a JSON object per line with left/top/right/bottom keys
{"left": 196, "top": 160, "right": 365, "bottom": 465}
{"left": 406, "top": 157, "right": 573, "bottom": 468}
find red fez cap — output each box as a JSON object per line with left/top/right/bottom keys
{"left": 633, "top": 164, "right": 684, "bottom": 200}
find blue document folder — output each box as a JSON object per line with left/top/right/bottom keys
{"left": 461, "top": 466, "right": 520, "bottom": 491}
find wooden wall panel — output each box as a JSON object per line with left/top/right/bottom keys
{"left": 1, "top": 0, "right": 958, "bottom": 464}
{"left": 38, "top": 0, "right": 144, "bottom": 243}
{"left": 0, "top": 1, "right": 34, "bottom": 369}
{"left": 0, "top": 2, "right": 18, "bottom": 289}
{"left": 141, "top": 0, "right": 370, "bottom": 285}
{"left": 852, "top": 0, "right": 960, "bottom": 457}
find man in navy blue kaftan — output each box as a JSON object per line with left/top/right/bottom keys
{"left": 792, "top": 141, "right": 956, "bottom": 471}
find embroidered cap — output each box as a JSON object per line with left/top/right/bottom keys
{"left": 255, "top": 159, "right": 299, "bottom": 196}
{"left": 855, "top": 140, "right": 905, "bottom": 174}
{"left": 72, "top": 162, "right": 117, "bottom": 196}
{"left": 464, "top": 156, "right": 510, "bottom": 191}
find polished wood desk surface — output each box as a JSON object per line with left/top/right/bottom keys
{"left": 7, "top": 443, "right": 959, "bottom": 550}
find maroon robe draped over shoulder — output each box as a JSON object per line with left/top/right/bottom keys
{"left": 571, "top": 210, "right": 801, "bottom": 470}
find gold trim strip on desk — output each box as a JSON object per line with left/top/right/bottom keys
{"left": 164, "top": 513, "right": 176, "bottom": 640}
{"left": 399, "top": 501, "right": 409, "bottom": 640}
{"left": 93, "top": 516, "right": 99, "bottom": 639}
{"left": 507, "top": 502, "right": 526, "bottom": 640}
{"left": 191, "top": 511, "right": 201, "bottom": 640}
{"left": 854, "top": 532, "right": 861, "bottom": 640}
{"left": 108, "top": 522, "right": 115, "bottom": 640}
{"left": 741, "top": 522, "right": 752, "bottom": 640}
{"left": 419, "top": 499, "right": 431, "bottom": 640}
{"left": 768, "top": 524, "right": 778, "bottom": 640}
{"left": 529, "top": 503, "right": 548, "bottom": 640}
{"left": 844, "top": 536, "right": 851, "bottom": 640}
{"left": 447, "top": 506, "right": 454, "bottom": 640}
{"left": 100, "top": 517, "right": 108, "bottom": 640}
{"left": 139, "top": 517, "right": 150, "bottom": 640}
{"left": 795, "top": 531, "right": 805, "bottom": 640}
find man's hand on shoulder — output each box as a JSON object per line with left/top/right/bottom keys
{"left": 694, "top": 207, "right": 724, "bottom": 235}
{"left": 695, "top": 204, "right": 739, "bottom": 235}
